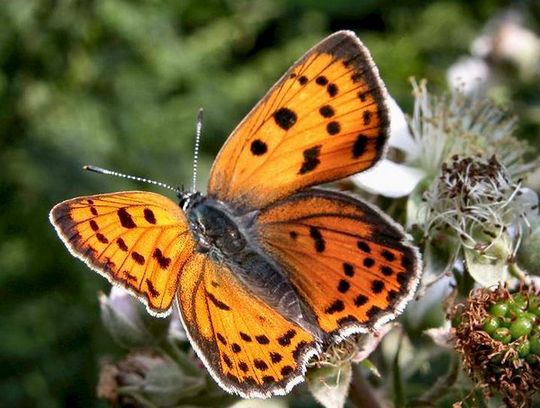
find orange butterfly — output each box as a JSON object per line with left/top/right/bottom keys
{"left": 50, "top": 31, "right": 421, "bottom": 398}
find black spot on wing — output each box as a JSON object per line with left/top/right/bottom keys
{"left": 146, "top": 278, "right": 160, "bottom": 298}
{"left": 327, "top": 83, "right": 338, "bottom": 97}
{"left": 144, "top": 208, "right": 156, "bottom": 224}
{"left": 118, "top": 208, "right": 136, "bottom": 229}
{"left": 250, "top": 139, "right": 268, "bottom": 156}
{"left": 309, "top": 226, "right": 325, "bottom": 252}
{"left": 337, "top": 279, "right": 350, "bottom": 293}
{"left": 254, "top": 359, "right": 269, "bottom": 371}
{"left": 357, "top": 240, "right": 371, "bottom": 253}
{"left": 319, "top": 105, "right": 335, "bottom": 118}
{"left": 382, "top": 249, "right": 396, "bottom": 261}
{"left": 299, "top": 145, "right": 322, "bottom": 175}
{"left": 381, "top": 266, "right": 393, "bottom": 276}
{"left": 270, "top": 352, "right": 282, "bottom": 363}
{"left": 222, "top": 353, "right": 233, "bottom": 369}
{"left": 131, "top": 252, "right": 145, "bottom": 265}
{"left": 207, "top": 292, "right": 230, "bottom": 311}
{"left": 274, "top": 107, "right": 297, "bottom": 130}
{"left": 315, "top": 76, "right": 328, "bottom": 85}
{"left": 363, "top": 257, "right": 375, "bottom": 268}
{"left": 277, "top": 329, "right": 296, "bottom": 346}
{"left": 325, "top": 299, "right": 344, "bottom": 314}
{"left": 354, "top": 294, "right": 368, "bottom": 307}
{"left": 96, "top": 233, "right": 109, "bottom": 244}
{"left": 255, "top": 335, "right": 270, "bottom": 344}
{"left": 363, "top": 110, "right": 372, "bottom": 125}
{"left": 353, "top": 134, "right": 368, "bottom": 158}
{"left": 217, "top": 333, "right": 227, "bottom": 345}
{"left": 372, "top": 280, "right": 385, "bottom": 294}
{"left": 326, "top": 121, "right": 341, "bottom": 135}
{"left": 117, "top": 238, "right": 128, "bottom": 251}
{"left": 281, "top": 366, "right": 294, "bottom": 376}
{"left": 152, "top": 248, "right": 171, "bottom": 269}
{"left": 343, "top": 263, "right": 355, "bottom": 277}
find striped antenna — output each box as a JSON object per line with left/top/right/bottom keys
{"left": 192, "top": 108, "right": 203, "bottom": 193}
{"left": 83, "top": 165, "right": 178, "bottom": 192}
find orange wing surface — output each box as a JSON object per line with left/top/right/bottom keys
{"left": 176, "top": 252, "right": 319, "bottom": 398}
{"left": 208, "top": 30, "right": 390, "bottom": 211}
{"left": 256, "top": 189, "right": 421, "bottom": 337}
{"left": 50, "top": 191, "right": 195, "bottom": 315}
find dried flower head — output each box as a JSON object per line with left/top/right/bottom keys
{"left": 452, "top": 286, "right": 540, "bottom": 407}
{"left": 421, "top": 154, "right": 537, "bottom": 259}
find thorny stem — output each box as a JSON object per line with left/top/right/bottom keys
{"left": 348, "top": 364, "right": 383, "bottom": 408}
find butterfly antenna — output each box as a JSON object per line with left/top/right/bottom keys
{"left": 192, "top": 108, "right": 203, "bottom": 193}
{"left": 83, "top": 165, "right": 178, "bottom": 192}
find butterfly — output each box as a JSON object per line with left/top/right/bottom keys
{"left": 49, "top": 31, "right": 421, "bottom": 398}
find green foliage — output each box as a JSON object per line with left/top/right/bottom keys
{"left": 0, "top": 0, "right": 538, "bottom": 407}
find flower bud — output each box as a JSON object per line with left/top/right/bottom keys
{"left": 99, "top": 287, "right": 171, "bottom": 349}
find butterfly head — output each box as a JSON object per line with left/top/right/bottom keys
{"left": 178, "top": 190, "right": 204, "bottom": 211}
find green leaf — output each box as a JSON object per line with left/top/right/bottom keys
{"left": 517, "top": 216, "right": 540, "bottom": 272}
{"left": 464, "top": 235, "right": 510, "bottom": 287}
{"left": 360, "top": 359, "right": 381, "bottom": 377}
{"left": 307, "top": 362, "right": 352, "bottom": 408}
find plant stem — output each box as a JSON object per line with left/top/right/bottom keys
{"left": 159, "top": 338, "right": 201, "bottom": 377}
{"left": 413, "top": 353, "right": 460, "bottom": 406}
{"left": 348, "top": 364, "right": 383, "bottom": 408}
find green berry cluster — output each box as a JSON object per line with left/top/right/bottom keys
{"left": 482, "top": 293, "right": 540, "bottom": 360}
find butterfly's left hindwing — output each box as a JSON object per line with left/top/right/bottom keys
{"left": 255, "top": 189, "right": 421, "bottom": 337}
{"left": 176, "top": 253, "right": 319, "bottom": 398}
{"left": 50, "top": 191, "right": 195, "bottom": 315}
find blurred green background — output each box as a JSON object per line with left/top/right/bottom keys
{"left": 1, "top": 0, "right": 538, "bottom": 406}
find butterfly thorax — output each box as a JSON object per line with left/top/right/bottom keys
{"left": 183, "top": 193, "right": 250, "bottom": 258}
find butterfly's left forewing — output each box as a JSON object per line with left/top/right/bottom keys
{"left": 50, "top": 191, "right": 195, "bottom": 315}
{"left": 255, "top": 189, "right": 421, "bottom": 337}
{"left": 208, "top": 30, "right": 390, "bottom": 211}
{"left": 176, "top": 253, "right": 319, "bottom": 398}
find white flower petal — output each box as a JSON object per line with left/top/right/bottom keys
{"left": 387, "top": 96, "right": 418, "bottom": 155}
{"left": 352, "top": 323, "right": 397, "bottom": 362}
{"left": 447, "top": 56, "right": 490, "bottom": 94}
{"left": 352, "top": 159, "right": 425, "bottom": 197}
{"left": 517, "top": 187, "right": 539, "bottom": 222}
{"left": 424, "top": 323, "right": 453, "bottom": 349}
